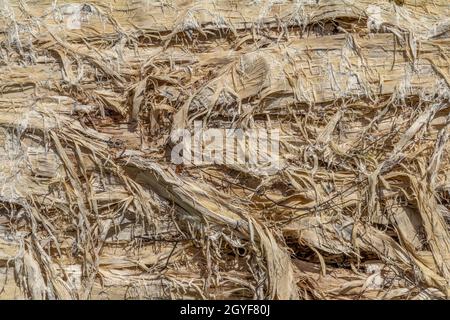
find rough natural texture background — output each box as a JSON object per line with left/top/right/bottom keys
{"left": 0, "top": 0, "right": 449, "bottom": 299}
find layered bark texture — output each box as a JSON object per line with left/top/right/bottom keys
{"left": 0, "top": 0, "right": 449, "bottom": 299}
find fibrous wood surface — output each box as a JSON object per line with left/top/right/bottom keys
{"left": 0, "top": 0, "right": 449, "bottom": 299}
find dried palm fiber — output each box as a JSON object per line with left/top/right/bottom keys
{"left": 0, "top": 0, "right": 449, "bottom": 300}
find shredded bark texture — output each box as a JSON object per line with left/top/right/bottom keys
{"left": 0, "top": 0, "right": 449, "bottom": 300}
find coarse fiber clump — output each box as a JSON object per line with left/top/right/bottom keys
{"left": 0, "top": 0, "right": 449, "bottom": 300}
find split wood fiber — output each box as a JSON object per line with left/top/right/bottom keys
{"left": 0, "top": 0, "right": 449, "bottom": 300}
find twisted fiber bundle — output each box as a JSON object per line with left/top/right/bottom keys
{"left": 0, "top": 0, "right": 449, "bottom": 299}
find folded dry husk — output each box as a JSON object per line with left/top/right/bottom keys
{"left": 0, "top": 0, "right": 449, "bottom": 300}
